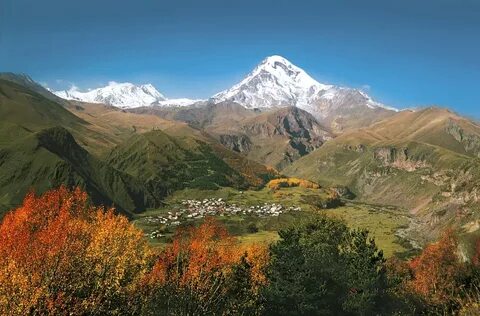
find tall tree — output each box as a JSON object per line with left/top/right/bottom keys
{"left": 263, "top": 216, "right": 386, "bottom": 316}
{"left": 0, "top": 186, "right": 153, "bottom": 315}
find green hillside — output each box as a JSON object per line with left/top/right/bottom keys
{"left": 0, "top": 127, "right": 161, "bottom": 216}
{"left": 106, "top": 129, "right": 276, "bottom": 195}
{"left": 285, "top": 107, "right": 480, "bottom": 241}
{"left": 0, "top": 78, "right": 277, "bottom": 216}
{"left": 0, "top": 78, "right": 119, "bottom": 154}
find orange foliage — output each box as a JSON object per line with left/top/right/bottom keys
{"left": 0, "top": 186, "right": 152, "bottom": 315}
{"left": 149, "top": 218, "right": 267, "bottom": 288}
{"left": 239, "top": 243, "right": 270, "bottom": 290}
{"left": 150, "top": 218, "right": 238, "bottom": 286}
{"left": 266, "top": 177, "right": 320, "bottom": 190}
{"left": 146, "top": 218, "right": 269, "bottom": 313}
{"left": 407, "top": 230, "right": 463, "bottom": 306}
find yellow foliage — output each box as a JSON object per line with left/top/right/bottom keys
{"left": 266, "top": 177, "right": 320, "bottom": 190}
{"left": 0, "top": 187, "right": 153, "bottom": 315}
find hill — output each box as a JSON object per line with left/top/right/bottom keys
{"left": 285, "top": 107, "right": 480, "bottom": 241}
{"left": 0, "top": 127, "right": 160, "bottom": 216}
{"left": 106, "top": 129, "right": 277, "bottom": 193}
{"left": 0, "top": 78, "right": 121, "bottom": 154}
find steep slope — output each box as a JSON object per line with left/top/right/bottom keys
{"left": 0, "top": 78, "right": 126, "bottom": 154}
{"left": 212, "top": 55, "right": 397, "bottom": 132}
{"left": 0, "top": 72, "right": 69, "bottom": 106}
{"left": 0, "top": 78, "right": 86, "bottom": 132}
{"left": 0, "top": 127, "right": 160, "bottom": 216}
{"left": 209, "top": 106, "right": 332, "bottom": 169}
{"left": 285, "top": 107, "right": 480, "bottom": 241}
{"left": 106, "top": 130, "right": 277, "bottom": 194}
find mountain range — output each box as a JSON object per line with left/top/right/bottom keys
{"left": 1, "top": 55, "right": 479, "bottom": 243}
{"left": 52, "top": 55, "right": 397, "bottom": 132}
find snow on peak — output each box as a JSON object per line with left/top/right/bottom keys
{"left": 54, "top": 81, "right": 204, "bottom": 109}
{"left": 212, "top": 55, "right": 332, "bottom": 109}
{"left": 212, "top": 55, "right": 396, "bottom": 113}
{"left": 54, "top": 82, "right": 166, "bottom": 108}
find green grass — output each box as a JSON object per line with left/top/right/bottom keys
{"left": 134, "top": 187, "right": 415, "bottom": 257}
{"left": 321, "top": 202, "right": 415, "bottom": 258}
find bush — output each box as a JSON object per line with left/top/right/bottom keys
{"left": 247, "top": 222, "right": 259, "bottom": 233}
{"left": 143, "top": 218, "right": 268, "bottom": 315}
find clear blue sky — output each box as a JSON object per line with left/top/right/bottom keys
{"left": 1, "top": 0, "right": 479, "bottom": 116}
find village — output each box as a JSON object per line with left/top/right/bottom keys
{"left": 143, "top": 198, "right": 302, "bottom": 239}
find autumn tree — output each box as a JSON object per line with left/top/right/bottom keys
{"left": 406, "top": 230, "right": 465, "bottom": 312}
{"left": 144, "top": 218, "right": 268, "bottom": 315}
{"left": 0, "top": 186, "right": 153, "bottom": 315}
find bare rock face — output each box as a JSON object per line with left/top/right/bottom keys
{"left": 373, "top": 147, "right": 429, "bottom": 171}
{"left": 446, "top": 119, "right": 480, "bottom": 157}
{"left": 214, "top": 106, "right": 332, "bottom": 169}
{"left": 218, "top": 134, "right": 252, "bottom": 153}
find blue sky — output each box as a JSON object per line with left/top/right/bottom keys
{"left": 1, "top": 0, "right": 479, "bottom": 116}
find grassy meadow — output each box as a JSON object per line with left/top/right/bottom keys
{"left": 134, "top": 186, "right": 414, "bottom": 257}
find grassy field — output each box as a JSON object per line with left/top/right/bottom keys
{"left": 134, "top": 186, "right": 415, "bottom": 258}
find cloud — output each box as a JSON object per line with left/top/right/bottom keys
{"left": 68, "top": 84, "right": 79, "bottom": 92}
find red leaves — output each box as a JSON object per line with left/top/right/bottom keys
{"left": 406, "top": 230, "right": 464, "bottom": 306}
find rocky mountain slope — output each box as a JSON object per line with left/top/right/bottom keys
{"left": 208, "top": 106, "right": 332, "bottom": 169}
{"left": 285, "top": 107, "right": 480, "bottom": 241}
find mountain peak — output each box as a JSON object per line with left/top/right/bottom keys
{"left": 212, "top": 55, "right": 332, "bottom": 109}
{"left": 54, "top": 82, "right": 166, "bottom": 108}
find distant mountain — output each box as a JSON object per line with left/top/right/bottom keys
{"left": 49, "top": 55, "right": 397, "bottom": 131}
{"left": 54, "top": 81, "right": 166, "bottom": 108}
{"left": 53, "top": 81, "right": 202, "bottom": 109}
{"left": 211, "top": 55, "right": 398, "bottom": 132}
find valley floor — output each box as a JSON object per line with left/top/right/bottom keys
{"left": 134, "top": 187, "right": 418, "bottom": 258}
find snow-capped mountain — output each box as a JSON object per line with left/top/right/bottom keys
{"left": 54, "top": 81, "right": 166, "bottom": 108}
{"left": 153, "top": 98, "right": 204, "bottom": 107}
{"left": 211, "top": 55, "right": 398, "bottom": 131}
{"left": 212, "top": 55, "right": 333, "bottom": 109}
{"left": 52, "top": 55, "right": 397, "bottom": 131}
{"left": 54, "top": 82, "right": 202, "bottom": 109}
